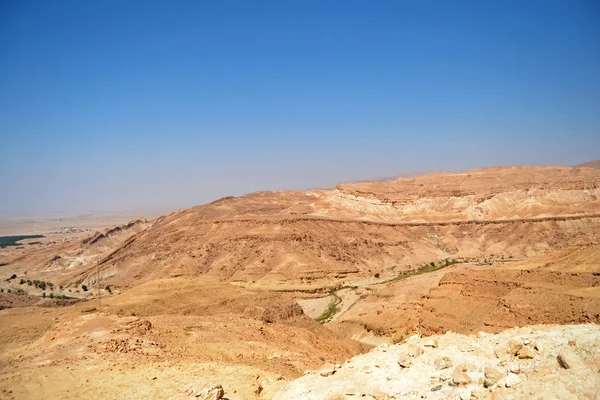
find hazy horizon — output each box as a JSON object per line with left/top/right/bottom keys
{"left": 2, "top": 1, "right": 599, "bottom": 214}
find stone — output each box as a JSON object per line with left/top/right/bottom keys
{"left": 431, "top": 384, "right": 442, "bottom": 392}
{"left": 494, "top": 345, "right": 509, "bottom": 359}
{"left": 568, "top": 339, "right": 577, "bottom": 346}
{"left": 459, "top": 344, "right": 474, "bottom": 352}
{"left": 398, "top": 352, "right": 412, "bottom": 368}
{"left": 172, "top": 382, "right": 224, "bottom": 400}
{"left": 508, "top": 361, "right": 520, "bottom": 374}
{"left": 458, "top": 388, "right": 471, "bottom": 400}
{"left": 407, "top": 344, "right": 425, "bottom": 357}
{"left": 484, "top": 366, "right": 505, "bottom": 388}
{"left": 452, "top": 365, "right": 471, "bottom": 386}
{"left": 556, "top": 351, "right": 584, "bottom": 370}
{"left": 319, "top": 362, "right": 338, "bottom": 377}
{"left": 519, "top": 361, "right": 534, "bottom": 374}
{"left": 325, "top": 395, "right": 347, "bottom": 400}
{"left": 517, "top": 346, "right": 535, "bottom": 359}
{"left": 423, "top": 338, "right": 438, "bottom": 348}
{"left": 505, "top": 373, "right": 521, "bottom": 387}
{"left": 434, "top": 356, "right": 453, "bottom": 370}
{"left": 508, "top": 337, "right": 523, "bottom": 355}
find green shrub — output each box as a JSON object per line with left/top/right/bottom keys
{"left": 82, "top": 285, "right": 88, "bottom": 292}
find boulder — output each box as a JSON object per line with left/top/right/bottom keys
{"left": 451, "top": 365, "right": 471, "bottom": 385}
{"left": 407, "top": 344, "right": 424, "bottom": 357}
{"left": 484, "top": 366, "right": 505, "bottom": 388}
{"left": 398, "top": 352, "right": 412, "bottom": 368}
{"left": 170, "top": 383, "right": 224, "bottom": 400}
{"left": 423, "top": 338, "right": 438, "bottom": 348}
{"left": 508, "top": 337, "right": 523, "bottom": 355}
{"left": 434, "top": 356, "right": 453, "bottom": 371}
{"left": 319, "top": 362, "right": 338, "bottom": 377}
{"left": 517, "top": 346, "right": 535, "bottom": 359}
{"left": 505, "top": 373, "right": 521, "bottom": 388}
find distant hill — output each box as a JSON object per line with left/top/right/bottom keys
{"left": 315, "top": 171, "right": 432, "bottom": 189}
{"left": 575, "top": 159, "right": 600, "bottom": 169}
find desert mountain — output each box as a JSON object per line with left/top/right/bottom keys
{"left": 575, "top": 158, "right": 600, "bottom": 169}
{"left": 5, "top": 165, "right": 600, "bottom": 291}
{"left": 74, "top": 166, "right": 600, "bottom": 288}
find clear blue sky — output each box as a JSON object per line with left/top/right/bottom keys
{"left": 1, "top": 0, "right": 599, "bottom": 214}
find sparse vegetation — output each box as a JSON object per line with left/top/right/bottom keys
{"left": 82, "top": 285, "right": 88, "bottom": 291}
{"left": 376, "top": 258, "right": 464, "bottom": 285}
{"left": 31, "top": 280, "right": 53, "bottom": 291}
{"left": 315, "top": 285, "right": 358, "bottom": 324}
{"left": 8, "top": 274, "right": 17, "bottom": 281}
{"left": 105, "top": 285, "right": 112, "bottom": 294}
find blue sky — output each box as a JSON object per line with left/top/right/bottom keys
{"left": 1, "top": 0, "right": 599, "bottom": 214}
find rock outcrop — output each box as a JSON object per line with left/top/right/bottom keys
{"left": 273, "top": 324, "right": 600, "bottom": 399}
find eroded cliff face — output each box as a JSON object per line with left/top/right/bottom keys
{"left": 273, "top": 324, "right": 600, "bottom": 400}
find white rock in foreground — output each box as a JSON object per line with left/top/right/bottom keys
{"left": 273, "top": 324, "right": 600, "bottom": 400}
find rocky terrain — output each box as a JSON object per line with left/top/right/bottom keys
{"left": 274, "top": 324, "right": 600, "bottom": 399}
{"left": 1, "top": 163, "right": 599, "bottom": 399}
